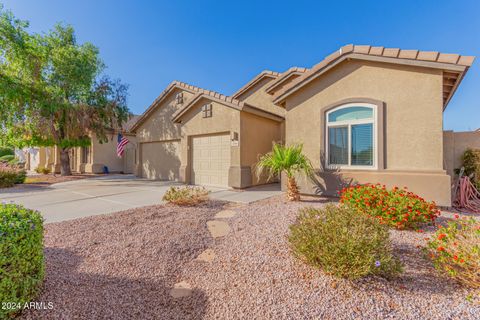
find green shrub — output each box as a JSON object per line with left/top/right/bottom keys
{"left": 162, "top": 186, "right": 209, "bottom": 206}
{"left": 425, "top": 216, "right": 480, "bottom": 288}
{"left": 461, "top": 148, "right": 480, "bottom": 190}
{"left": 0, "top": 147, "right": 14, "bottom": 158}
{"left": 289, "top": 204, "right": 402, "bottom": 280}
{"left": 34, "top": 167, "right": 51, "bottom": 175}
{"left": 0, "top": 154, "right": 14, "bottom": 163}
{"left": 0, "top": 203, "right": 45, "bottom": 318}
{"left": 0, "top": 163, "right": 26, "bottom": 188}
{"left": 340, "top": 184, "right": 440, "bottom": 229}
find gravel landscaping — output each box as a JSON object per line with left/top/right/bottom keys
{"left": 20, "top": 196, "right": 479, "bottom": 319}
{"left": 20, "top": 201, "right": 226, "bottom": 319}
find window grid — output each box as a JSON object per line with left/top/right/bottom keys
{"left": 326, "top": 103, "right": 377, "bottom": 170}
{"left": 202, "top": 103, "right": 212, "bottom": 118}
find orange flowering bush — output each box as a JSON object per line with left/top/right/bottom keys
{"left": 425, "top": 216, "right": 480, "bottom": 288}
{"left": 340, "top": 184, "right": 440, "bottom": 229}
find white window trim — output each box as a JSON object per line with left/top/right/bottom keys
{"left": 325, "top": 102, "right": 378, "bottom": 170}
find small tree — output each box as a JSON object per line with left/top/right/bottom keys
{"left": 0, "top": 6, "right": 129, "bottom": 175}
{"left": 256, "top": 143, "right": 313, "bottom": 201}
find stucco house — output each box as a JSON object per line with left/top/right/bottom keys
{"left": 23, "top": 116, "right": 138, "bottom": 174}
{"left": 131, "top": 45, "right": 475, "bottom": 206}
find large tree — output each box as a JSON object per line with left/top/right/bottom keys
{"left": 0, "top": 6, "right": 129, "bottom": 175}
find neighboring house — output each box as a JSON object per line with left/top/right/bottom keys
{"left": 130, "top": 44, "right": 475, "bottom": 206}
{"left": 23, "top": 116, "right": 139, "bottom": 174}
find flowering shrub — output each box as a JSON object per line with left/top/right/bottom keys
{"left": 0, "top": 203, "right": 45, "bottom": 318}
{"left": 0, "top": 163, "right": 26, "bottom": 188}
{"left": 425, "top": 216, "right": 480, "bottom": 288}
{"left": 340, "top": 184, "right": 440, "bottom": 229}
{"left": 162, "top": 186, "right": 209, "bottom": 206}
{"left": 289, "top": 204, "right": 402, "bottom": 280}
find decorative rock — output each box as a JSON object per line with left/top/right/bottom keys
{"left": 196, "top": 249, "right": 215, "bottom": 262}
{"left": 170, "top": 281, "right": 192, "bottom": 298}
{"left": 207, "top": 220, "right": 231, "bottom": 238}
{"left": 214, "top": 210, "right": 236, "bottom": 219}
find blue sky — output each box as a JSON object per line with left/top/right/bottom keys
{"left": 2, "top": 0, "right": 479, "bottom": 131}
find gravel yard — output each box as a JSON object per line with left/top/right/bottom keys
{"left": 20, "top": 201, "right": 225, "bottom": 319}
{"left": 20, "top": 196, "right": 479, "bottom": 319}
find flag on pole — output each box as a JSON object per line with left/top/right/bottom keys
{"left": 117, "top": 134, "right": 129, "bottom": 157}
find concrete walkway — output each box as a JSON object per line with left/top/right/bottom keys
{"left": 0, "top": 175, "right": 281, "bottom": 223}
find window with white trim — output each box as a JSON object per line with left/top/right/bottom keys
{"left": 326, "top": 103, "right": 377, "bottom": 169}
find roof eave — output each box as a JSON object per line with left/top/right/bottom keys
{"left": 273, "top": 52, "right": 472, "bottom": 106}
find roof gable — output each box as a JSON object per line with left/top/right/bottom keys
{"left": 265, "top": 67, "right": 308, "bottom": 94}
{"left": 272, "top": 45, "right": 474, "bottom": 109}
{"left": 231, "top": 70, "right": 280, "bottom": 100}
{"left": 130, "top": 81, "right": 212, "bottom": 132}
{"left": 172, "top": 91, "right": 284, "bottom": 123}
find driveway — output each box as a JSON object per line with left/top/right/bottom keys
{"left": 0, "top": 175, "right": 281, "bottom": 223}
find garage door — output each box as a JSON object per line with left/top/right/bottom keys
{"left": 191, "top": 134, "right": 230, "bottom": 187}
{"left": 141, "top": 141, "right": 180, "bottom": 180}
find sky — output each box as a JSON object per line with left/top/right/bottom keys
{"left": 2, "top": 0, "right": 479, "bottom": 131}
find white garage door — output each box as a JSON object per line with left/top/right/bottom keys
{"left": 141, "top": 141, "right": 180, "bottom": 180}
{"left": 191, "top": 134, "right": 230, "bottom": 188}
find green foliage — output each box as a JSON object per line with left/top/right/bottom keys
{"left": 461, "top": 149, "right": 480, "bottom": 189}
{"left": 425, "top": 216, "right": 480, "bottom": 288}
{"left": 34, "top": 166, "right": 51, "bottom": 174}
{"left": 0, "top": 6, "right": 129, "bottom": 151}
{"left": 289, "top": 205, "right": 402, "bottom": 280}
{"left": 0, "top": 154, "right": 14, "bottom": 162}
{"left": 256, "top": 143, "right": 313, "bottom": 180}
{"left": 162, "top": 186, "right": 209, "bottom": 206}
{"left": 0, "top": 147, "right": 13, "bottom": 157}
{"left": 0, "top": 163, "right": 26, "bottom": 188}
{"left": 0, "top": 203, "right": 45, "bottom": 318}
{"left": 340, "top": 184, "right": 440, "bottom": 230}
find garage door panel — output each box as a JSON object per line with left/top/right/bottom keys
{"left": 141, "top": 141, "right": 180, "bottom": 180}
{"left": 191, "top": 134, "right": 230, "bottom": 188}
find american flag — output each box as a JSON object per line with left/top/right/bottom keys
{"left": 116, "top": 134, "right": 129, "bottom": 157}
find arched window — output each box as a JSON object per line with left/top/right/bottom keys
{"left": 326, "top": 103, "right": 377, "bottom": 169}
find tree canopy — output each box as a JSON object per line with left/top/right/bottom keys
{"left": 0, "top": 6, "right": 129, "bottom": 174}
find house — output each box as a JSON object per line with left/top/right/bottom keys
{"left": 131, "top": 45, "right": 474, "bottom": 206}
{"left": 23, "top": 116, "right": 139, "bottom": 174}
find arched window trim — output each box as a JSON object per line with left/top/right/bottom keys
{"left": 325, "top": 102, "right": 378, "bottom": 170}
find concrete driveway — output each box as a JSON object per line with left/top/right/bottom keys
{"left": 0, "top": 175, "right": 281, "bottom": 223}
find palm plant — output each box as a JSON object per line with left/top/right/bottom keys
{"left": 256, "top": 143, "right": 314, "bottom": 201}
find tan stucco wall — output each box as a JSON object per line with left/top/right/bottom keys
{"left": 283, "top": 59, "right": 451, "bottom": 205}
{"left": 444, "top": 130, "right": 480, "bottom": 177}
{"left": 178, "top": 98, "right": 241, "bottom": 187}
{"left": 136, "top": 88, "right": 194, "bottom": 143}
{"left": 235, "top": 77, "right": 285, "bottom": 117}
{"left": 240, "top": 112, "right": 282, "bottom": 185}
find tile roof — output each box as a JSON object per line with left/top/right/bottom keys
{"left": 172, "top": 89, "right": 285, "bottom": 123}
{"left": 265, "top": 66, "right": 309, "bottom": 94}
{"left": 272, "top": 44, "right": 475, "bottom": 107}
{"left": 231, "top": 70, "right": 280, "bottom": 99}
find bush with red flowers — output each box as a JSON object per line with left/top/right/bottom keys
{"left": 425, "top": 216, "right": 480, "bottom": 288}
{"left": 340, "top": 184, "right": 440, "bottom": 229}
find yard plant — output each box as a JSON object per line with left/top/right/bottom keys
{"left": 425, "top": 216, "right": 480, "bottom": 288}
{"left": 35, "top": 167, "right": 52, "bottom": 175}
{"left": 340, "top": 184, "right": 440, "bottom": 229}
{"left": 460, "top": 148, "right": 480, "bottom": 190}
{"left": 256, "top": 143, "right": 313, "bottom": 201}
{"left": 162, "top": 186, "right": 209, "bottom": 206}
{"left": 0, "top": 163, "right": 26, "bottom": 188}
{"left": 0, "top": 6, "right": 129, "bottom": 176}
{"left": 289, "top": 204, "right": 402, "bottom": 280}
{"left": 0, "top": 203, "right": 45, "bottom": 318}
